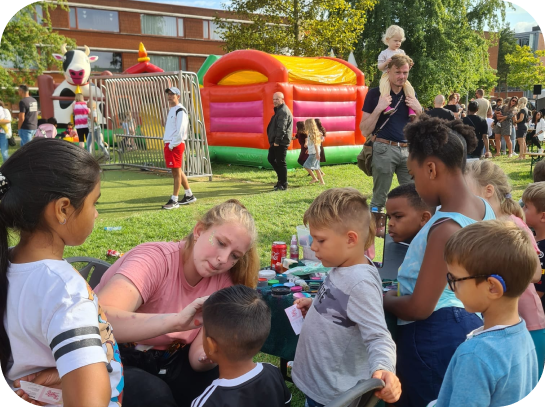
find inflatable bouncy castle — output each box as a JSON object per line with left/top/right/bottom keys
{"left": 200, "top": 50, "right": 367, "bottom": 168}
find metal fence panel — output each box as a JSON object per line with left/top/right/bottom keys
{"left": 88, "top": 71, "right": 212, "bottom": 179}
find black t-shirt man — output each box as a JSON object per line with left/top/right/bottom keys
{"left": 362, "top": 88, "right": 413, "bottom": 143}
{"left": 19, "top": 96, "right": 38, "bottom": 130}
{"left": 427, "top": 108, "right": 455, "bottom": 121}
{"left": 444, "top": 104, "right": 459, "bottom": 115}
{"left": 463, "top": 114, "right": 488, "bottom": 157}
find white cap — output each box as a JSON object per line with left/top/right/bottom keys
{"left": 165, "top": 87, "right": 180, "bottom": 95}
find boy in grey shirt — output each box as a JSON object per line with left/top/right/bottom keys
{"left": 292, "top": 188, "right": 400, "bottom": 407}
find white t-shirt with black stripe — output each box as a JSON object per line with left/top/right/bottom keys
{"left": 192, "top": 363, "right": 291, "bottom": 407}
{"left": 5, "top": 259, "right": 124, "bottom": 406}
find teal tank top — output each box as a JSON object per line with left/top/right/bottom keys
{"left": 397, "top": 198, "right": 495, "bottom": 325}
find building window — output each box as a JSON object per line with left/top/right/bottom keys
{"left": 69, "top": 8, "right": 76, "bottom": 28}
{"left": 150, "top": 55, "right": 179, "bottom": 72}
{"left": 529, "top": 34, "right": 537, "bottom": 51}
{"left": 518, "top": 37, "right": 530, "bottom": 47}
{"left": 203, "top": 21, "right": 224, "bottom": 41}
{"left": 76, "top": 8, "right": 119, "bottom": 32}
{"left": 181, "top": 57, "right": 187, "bottom": 71}
{"left": 178, "top": 18, "right": 184, "bottom": 37}
{"left": 141, "top": 15, "right": 177, "bottom": 36}
{"left": 90, "top": 51, "right": 122, "bottom": 73}
{"left": 0, "top": 57, "right": 38, "bottom": 69}
{"left": 203, "top": 20, "right": 209, "bottom": 39}
{"left": 35, "top": 4, "right": 43, "bottom": 24}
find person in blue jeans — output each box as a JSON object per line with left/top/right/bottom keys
{"left": 383, "top": 115, "right": 495, "bottom": 407}
{"left": 17, "top": 84, "right": 38, "bottom": 146}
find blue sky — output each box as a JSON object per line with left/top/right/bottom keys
{"left": 136, "top": 0, "right": 540, "bottom": 33}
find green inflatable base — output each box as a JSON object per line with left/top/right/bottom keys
{"left": 209, "top": 145, "right": 362, "bottom": 169}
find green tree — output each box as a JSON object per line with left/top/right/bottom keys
{"left": 355, "top": 0, "right": 508, "bottom": 107}
{"left": 496, "top": 26, "right": 518, "bottom": 94}
{"left": 505, "top": 45, "right": 545, "bottom": 91}
{"left": 0, "top": 1, "right": 75, "bottom": 102}
{"left": 215, "top": 0, "right": 377, "bottom": 57}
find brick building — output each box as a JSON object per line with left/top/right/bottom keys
{"left": 40, "top": 0, "right": 246, "bottom": 83}
{"left": 488, "top": 26, "right": 545, "bottom": 100}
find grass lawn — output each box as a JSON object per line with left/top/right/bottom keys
{"left": 56, "top": 156, "right": 535, "bottom": 407}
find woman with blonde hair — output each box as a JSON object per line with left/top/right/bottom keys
{"left": 514, "top": 97, "right": 529, "bottom": 159}
{"left": 94, "top": 199, "right": 260, "bottom": 407}
{"left": 303, "top": 118, "right": 325, "bottom": 185}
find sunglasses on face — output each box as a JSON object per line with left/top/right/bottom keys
{"left": 446, "top": 272, "right": 507, "bottom": 292}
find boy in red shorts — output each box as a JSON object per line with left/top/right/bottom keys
{"left": 163, "top": 86, "right": 196, "bottom": 209}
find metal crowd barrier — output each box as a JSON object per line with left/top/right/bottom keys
{"left": 88, "top": 71, "right": 212, "bottom": 180}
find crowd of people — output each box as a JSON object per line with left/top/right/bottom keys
{"left": 425, "top": 91, "right": 545, "bottom": 161}
{"left": 0, "top": 85, "right": 112, "bottom": 163}
{"left": 1, "top": 23, "right": 545, "bottom": 407}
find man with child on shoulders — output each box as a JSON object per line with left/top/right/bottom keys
{"left": 359, "top": 54, "right": 422, "bottom": 229}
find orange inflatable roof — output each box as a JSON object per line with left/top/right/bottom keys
{"left": 203, "top": 50, "right": 364, "bottom": 87}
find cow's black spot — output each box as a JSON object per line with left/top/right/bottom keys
{"left": 63, "top": 51, "right": 75, "bottom": 72}
{"left": 59, "top": 88, "right": 76, "bottom": 110}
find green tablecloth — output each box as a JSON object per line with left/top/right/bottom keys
{"left": 261, "top": 293, "right": 299, "bottom": 361}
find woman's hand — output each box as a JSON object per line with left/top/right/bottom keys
{"left": 294, "top": 297, "right": 312, "bottom": 317}
{"left": 14, "top": 368, "right": 62, "bottom": 406}
{"left": 372, "top": 370, "right": 402, "bottom": 403}
{"left": 175, "top": 296, "right": 209, "bottom": 332}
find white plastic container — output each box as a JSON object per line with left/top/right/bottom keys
{"left": 302, "top": 246, "right": 319, "bottom": 261}
{"left": 296, "top": 225, "right": 318, "bottom": 261}
{"left": 258, "top": 269, "right": 276, "bottom": 280}
{"left": 296, "top": 225, "right": 311, "bottom": 247}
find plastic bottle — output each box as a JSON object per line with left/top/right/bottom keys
{"left": 294, "top": 279, "right": 310, "bottom": 291}
{"left": 371, "top": 207, "right": 385, "bottom": 238}
{"left": 104, "top": 227, "right": 122, "bottom": 231}
{"left": 290, "top": 234, "right": 299, "bottom": 260}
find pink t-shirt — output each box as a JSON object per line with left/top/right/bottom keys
{"left": 510, "top": 215, "right": 545, "bottom": 331}
{"left": 95, "top": 241, "right": 233, "bottom": 349}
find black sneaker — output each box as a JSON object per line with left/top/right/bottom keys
{"left": 180, "top": 195, "right": 197, "bottom": 205}
{"left": 278, "top": 183, "right": 288, "bottom": 191}
{"left": 273, "top": 183, "right": 281, "bottom": 191}
{"left": 162, "top": 199, "right": 179, "bottom": 210}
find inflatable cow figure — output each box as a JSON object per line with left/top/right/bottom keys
{"left": 52, "top": 44, "right": 103, "bottom": 125}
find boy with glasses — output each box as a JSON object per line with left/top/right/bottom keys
{"left": 429, "top": 220, "right": 539, "bottom": 406}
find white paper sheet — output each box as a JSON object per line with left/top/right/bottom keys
{"left": 285, "top": 304, "right": 304, "bottom": 335}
